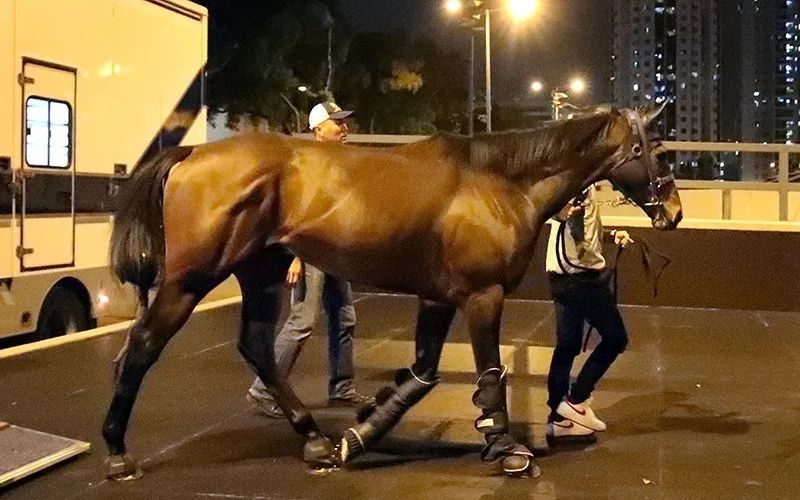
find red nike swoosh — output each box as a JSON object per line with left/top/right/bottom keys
{"left": 556, "top": 421, "right": 574, "bottom": 429}
{"left": 568, "top": 402, "right": 586, "bottom": 416}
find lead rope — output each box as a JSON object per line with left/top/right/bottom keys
{"left": 556, "top": 222, "right": 671, "bottom": 352}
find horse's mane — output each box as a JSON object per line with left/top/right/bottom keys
{"left": 437, "top": 110, "right": 619, "bottom": 180}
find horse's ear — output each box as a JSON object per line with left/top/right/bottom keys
{"left": 642, "top": 100, "right": 669, "bottom": 126}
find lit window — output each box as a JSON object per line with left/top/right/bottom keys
{"left": 25, "top": 97, "right": 72, "bottom": 168}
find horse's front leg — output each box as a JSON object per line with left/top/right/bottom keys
{"left": 234, "top": 248, "right": 337, "bottom": 468}
{"left": 462, "top": 285, "right": 539, "bottom": 477}
{"left": 339, "top": 299, "right": 455, "bottom": 463}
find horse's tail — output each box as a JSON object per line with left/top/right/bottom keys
{"left": 109, "top": 146, "right": 194, "bottom": 299}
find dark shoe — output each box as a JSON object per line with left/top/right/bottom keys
{"left": 247, "top": 392, "right": 284, "bottom": 419}
{"left": 328, "top": 391, "right": 376, "bottom": 407}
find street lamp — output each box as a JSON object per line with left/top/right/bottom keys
{"left": 569, "top": 78, "right": 586, "bottom": 95}
{"left": 483, "top": 1, "right": 536, "bottom": 132}
{"left": 281, "top": 84, "right": 311, "bottom": 133}
{"left": 445, "top": 0, "right": 536, "bottom": 133}
{"left": 445, "top": 0, "right": 463, "bottom": 14}
{"left": 508, "top": 0, "right": 536, "bottom": 21}
{"left": 530, "top": 78, "right": 588, "bottom": 120}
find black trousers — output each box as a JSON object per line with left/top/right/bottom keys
{"left": 547, "top": 271, "right": 628, "bottom": 416}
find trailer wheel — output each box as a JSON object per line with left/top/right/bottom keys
{"left": 34, "top": 286, "right": 90, "bottom": 340}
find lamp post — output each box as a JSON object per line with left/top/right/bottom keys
{"left": 468, "top": 32, "right": 476, "bottom": 135}
{"left": 281, "top": 85, "right": 310, "bottom": 133}
{"left": 446, "top": 0, "right": 536, "bottom": 134}
{"left": 484, "top": 8, "right": 493, "bottom": 131}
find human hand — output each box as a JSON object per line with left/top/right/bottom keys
{"left": 285, "top": 257, "right": 304, "bottom": 286}
{"left": 613, "top": 230, "right": 634, "bottom": 247}
{"left": 558, "top": 203, "right": 584, "bottom": 221}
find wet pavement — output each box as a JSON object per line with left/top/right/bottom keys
{"left": 1, "top": 294, "right": 799, "bottom": 499}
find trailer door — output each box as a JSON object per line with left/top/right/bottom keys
{"left": 19, "top": 60, "right": 76, "bottom": 271}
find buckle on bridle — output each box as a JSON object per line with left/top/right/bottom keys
{"left": 644, "top": 175, "right": 675, "bottom": 206}
{"left": 631, "top": 143, "right": 643, "bottom": 157}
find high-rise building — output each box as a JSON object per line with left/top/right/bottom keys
{"left": 734, "top": 0, "right": 800, "bottom": 144}
{"left": 716, "top": 1, "right": 800, "bottom": 179}
{"left": 612, "top": 0, "right": 719, "bottom": 176}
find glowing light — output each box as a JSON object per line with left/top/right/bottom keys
{"left": 445, "top": 0, "right": 463, "bottom": 14}
{"left": 298, "top": 85, "right": 308, "bottom": 92}
{"left": 570, "top": 78, "right": 586, "bottom": 94}
{"left": 508, "top": 0, "right": 536, "bottom": 21}
{"left": 530, "top": 80, "right": 543, "bottom": 93}
{"left": 97, "top": 292, "right": 110, "bottom": 306}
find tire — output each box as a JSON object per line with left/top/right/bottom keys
{"left": 34, "top": 286, "right": 90, "bottom": 341}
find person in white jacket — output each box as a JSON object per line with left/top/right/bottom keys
{"left": 544, "top": 186, "right": 633, "bottom": 444}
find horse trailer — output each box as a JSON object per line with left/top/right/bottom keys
{"left": 0, "top": 0, "right": 209, "bottom": 340}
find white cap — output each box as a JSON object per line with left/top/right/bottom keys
{"left": 308, "top": 101, "right": 353, "bottom": 130}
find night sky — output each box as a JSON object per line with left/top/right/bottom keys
{"left": 337, "top": 0, "right": 614, "bottom": 105}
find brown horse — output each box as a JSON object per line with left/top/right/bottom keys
{"left": 102, "top": 105, "right": 681, "bottom": 479}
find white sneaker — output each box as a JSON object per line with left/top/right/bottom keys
{"left": 556, "top": 398, "right": 607, "bottom": 432}
{"left": 546, "top": 419, "right": 596, "bottom": 445}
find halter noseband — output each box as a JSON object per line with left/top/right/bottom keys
{"left": 613, "top": 109, "right": 675, "bottom": 207}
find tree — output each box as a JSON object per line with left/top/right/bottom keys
{"left": 333, "top": 33, "right": 467, "bottom": 134}
{"left": 196, "top": 0, "right": 345, "bottom": 131}
{"left": 196, "top": 2, "right": 468, "bottom": 135}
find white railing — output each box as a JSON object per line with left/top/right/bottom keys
{"left": 666, "top": 141, "right": 800, "bottom": 222}
{"left": 307, "top": 134, "right": 800, "bottom": 228}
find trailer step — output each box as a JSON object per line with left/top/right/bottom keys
{"left": 0, "top": 422, "right": 90, "bottom": 489}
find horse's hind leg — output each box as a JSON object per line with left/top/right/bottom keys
{"left": 461, "top": 285, "right": 539, "bottom": 477}
{"left": 234, "top": 246, "right": 337, "bottom": 467}
{"left": 102, "top": 278, "right": 213, "bottom": 480}
{"left": 339, "top": 298, "right": 455, "bottom": 463}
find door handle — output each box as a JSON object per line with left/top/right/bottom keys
{"left": 16, "top": 246, "right": 34, "bottom": 258}
{"left": 4, "top": 174, "right": 22, "bottom": 197}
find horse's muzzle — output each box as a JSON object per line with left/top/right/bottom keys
{"left": 653, "top": 209, "right": 682, "bottom": 230}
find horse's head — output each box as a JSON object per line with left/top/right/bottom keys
{"left": 606, "top": 104, "right": 682, "bottom": 230}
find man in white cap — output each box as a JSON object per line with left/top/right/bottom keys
{"left": 247, "top": 101, "right": 373, "bottom": 418}
{"left": 307, "top": 101, "right": 353, "bottom": 141}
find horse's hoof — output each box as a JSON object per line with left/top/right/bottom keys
{"left": 104, "top": 454, "right": 143, "bottom": 481}
{"left": 338, "top": 428, "right": 365, "bottom": 463}
{"left": 303, "top": 436, "right": 338, "bottom": 468}
{"left": 502, "top": 455, "right": 540, "bottom": 478}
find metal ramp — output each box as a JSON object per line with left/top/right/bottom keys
{"left": 0, "top": 422, "right": 90, "bottom": 489}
